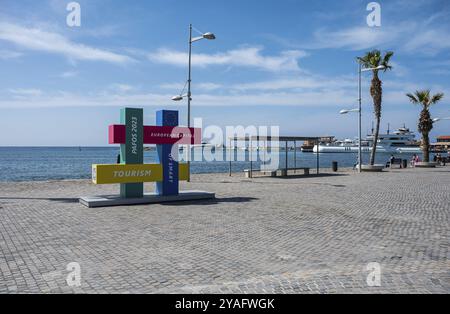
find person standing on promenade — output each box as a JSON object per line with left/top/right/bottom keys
{"left": 411, "top": 154, "right": 417, "bottom": 167}
{"left": 415, "top": 154, "right": 421, "bottom": 165}
{"left": 389, "top": 154, "right": 395, "bottom": 168}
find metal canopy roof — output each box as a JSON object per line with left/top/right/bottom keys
{"left": 229, "top": 136, "right": 330, "bottom": 141}
{"left": 227, "top": 135, "right": 322, "bottom": 176}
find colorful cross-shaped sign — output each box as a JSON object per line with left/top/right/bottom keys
{"left": 91, "top": 108, "right": 201, "bottom": 198}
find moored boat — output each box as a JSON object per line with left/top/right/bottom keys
{"left": 313, "top": 126, "right": 422, "bottom": 153}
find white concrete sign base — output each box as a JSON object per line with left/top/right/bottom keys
{"left": 80, "top": 190, "right": 215, "bottom": 208}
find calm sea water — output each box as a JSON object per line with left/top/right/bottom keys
{"left": 0, "top": 147, "right": 429, "bottom": 182}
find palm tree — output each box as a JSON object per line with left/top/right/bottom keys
{"left": 357, "top": 50, "right": 394, "bottom": 165}
{"left": 406, "top": 90, "right": 444, "bottom": 162}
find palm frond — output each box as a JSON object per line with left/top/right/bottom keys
{"left": 383, "top": 51, "right": 394, "bottom": 64}
{"left": 406, "top": 93, "right": 419, "bottom": 104}
{"left": 415, "top": 90, "right": 430, "bottom": 105}
{"left": 431, "top": 92, "right": 444, "bottom": 105}
{"left": 407, "top": 89, "right": 444, "bottom": 108}
{"left": 357, "top": 49, "right": 382, "bottom": 69}
{"left": 381, "top": 51, "right": 394, "bottom": 72}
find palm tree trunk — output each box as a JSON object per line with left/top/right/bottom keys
{"left": 418, "top": 108, "right": 432, "bottom": 163}
{"left": 422, "top": 132, "right": 430, "bottom": 162}
{"left": 369, "top": 73, "right": 382, "bottom": 166}
{"left": 370, "top": 117, "right": 380, "bottom": 165}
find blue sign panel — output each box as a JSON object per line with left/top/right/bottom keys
{"left": 155, "top": 110, "right": 179, "bottom": 196}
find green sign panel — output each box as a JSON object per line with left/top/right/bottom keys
{"left": 119, "top": 108, "right": 144, "bottom": 198}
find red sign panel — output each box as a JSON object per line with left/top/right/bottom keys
{"left": 109, "top": 125, "right": 201, "bottom": 145}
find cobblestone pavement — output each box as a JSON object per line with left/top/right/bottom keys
{"left": 0, "top": 167, "right": 449, "bottom": 294}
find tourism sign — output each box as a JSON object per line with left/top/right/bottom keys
{"left": 92, "top": 108, "right": 200, "bottom": 198}
{"left": 92, "top": 163, "right": 189, "bottom": 184}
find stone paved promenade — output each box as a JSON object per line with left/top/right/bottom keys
{"left": 0, "top": 167, "right": 449, "bottom": 294}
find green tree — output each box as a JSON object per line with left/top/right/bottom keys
{"left": 357, "top": 50, "right": 394, "bottom": 165}
{"left": 406, "top": 90, "right": 444, "bottom": 162}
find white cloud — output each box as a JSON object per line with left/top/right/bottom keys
{"left": 231, "top": 76, "right": 355, "bottom": 91}
{"left": 158, "top": 82, "right": 185, "bottom": 90}
{"left": 197, "top": 82, "right": 223, "bottom": 91}
{"left": 0, "top": 91, "right": 170, "bottom": 108}
{"left": 0, "top": 22, "right": 133, "bottom": 64}
{"left": 0, "top": 50, "right": 23, "bottom": 59}
{"left": 428, "top": 59, "right": 450, "bottom": 67}
{"left": 304, "top": 20, "right": 450, "bottom": 56}
{"left": 60, "top": 71, "right": 78, "bottom": 78}
{"left": 148, "top": 47, "right": 307, "bottom": 72}
{"left": 308, "top": 26, "right": 404, "bottom": 50}
{"left": 428, "top": 69, "right": 450, "bottom": 76}
{"left": 78, "top": 25, "right": 121, "bottom": 38}
{"left": 2, "top": 77, "right": 447, "bottom": 109}
{"left": 389, "top": 62, "right": 409, "bottom": 78}
{"left": 192, "top": 90, "right": 355, "bottom": 107}
{"left": 109, "top": 83, "right": 137, "bottom": 93}
{"left": 159, "top": 75, "right": 355, "bottom": 93}
{"left": 0, "top": 88, "right": 385, "bottom": 109}
{"left": 159, "top": 82, "right": 222, "bottom": 92}
{"left": 8, "top": 88, "right": 43, "bottom": 96}
{"left": 403, "top": 28, "right": 450, "bottom": 55}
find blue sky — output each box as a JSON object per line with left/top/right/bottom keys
{"left": 0, "top": 0, "right": 449, "bottom": 146}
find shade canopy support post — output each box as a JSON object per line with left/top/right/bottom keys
{"left": 294, "top": 141, "right": 297, "bottom": 174}
{"left": 229, "top": 138, "right": 232, "bottom": 176}
{"left": 316, "top": 140, "right": 320, "bottom": 175}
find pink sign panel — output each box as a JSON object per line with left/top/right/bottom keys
{"left": 109, "top": 125, "right": 126, "bottom": 144}
{"left": 109, "top": 125, "right": 201, "bottom": 145}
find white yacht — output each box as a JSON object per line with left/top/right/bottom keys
{"left": 313, "top": 127, "right": 422, "bottom": 153}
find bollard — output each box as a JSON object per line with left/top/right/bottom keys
{"left": 332, "top": 161, "right": 338, "bottom": 172}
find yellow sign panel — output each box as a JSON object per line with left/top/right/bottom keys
{"left": 179, "top": 163, "right": 189, "bottom": 181}
{"left": 92, "top": 163, "right": 189, "bottom": 184}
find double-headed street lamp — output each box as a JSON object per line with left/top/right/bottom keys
{"left": 172, "top": 24, "right": 216, "bottom": 181}
{"left": 172, "top": 24, "right": 216, "bottom": 124}
{"left": 340, "top": 64, "right": 385, "bottom": 173}
{"left": 433, "top": 117, "right": 450, "bottom": 123}
{"left": 339, "top": 109, "right": 360, "bottom": 114}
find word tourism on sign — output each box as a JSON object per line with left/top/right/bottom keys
{"left": 92, "top": 163, "right": 189, "bottom": 184}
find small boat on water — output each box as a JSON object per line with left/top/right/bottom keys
{"left": 313, "top": 126, "right": 422, "bottom": 153}
{"left": 180, "top": 143, "right": 218, "bottom": 151}
{"left": 301, "top": 140, "right": 315, "bottom": 152}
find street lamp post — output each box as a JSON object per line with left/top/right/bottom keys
{"left": 340, "top": 64, "right": 385, "bottom": 173}
{"left": 172, "top": 24, "right": 215, "bottom": 181}
{"left": 358, "top": 63, "right": 362, "bottom": 173}
{"left": 187, "top": 24, "right": 193, "bottom": 132}
{"left": 340, "top": 108, "right": 361, "bottom": 172}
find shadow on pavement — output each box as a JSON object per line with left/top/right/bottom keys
{"left": 0, "top": 197, "right": 79, "bottom": 203}
{"left": 251, "top": 173, "right": 349, "bottom": 180}
{"left": 160, "top": 196, "right": 258, "bottom": 206}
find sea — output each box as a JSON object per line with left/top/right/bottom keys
{"left": 0, "top": 147, "right": 429, "bottom": 182}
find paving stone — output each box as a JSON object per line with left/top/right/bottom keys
{"left": 0, "top": 168, "right": 449, "bottom": 293}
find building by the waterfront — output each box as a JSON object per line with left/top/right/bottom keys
{"left": 431, "top": 135, "right": 450, "bottom": 152}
